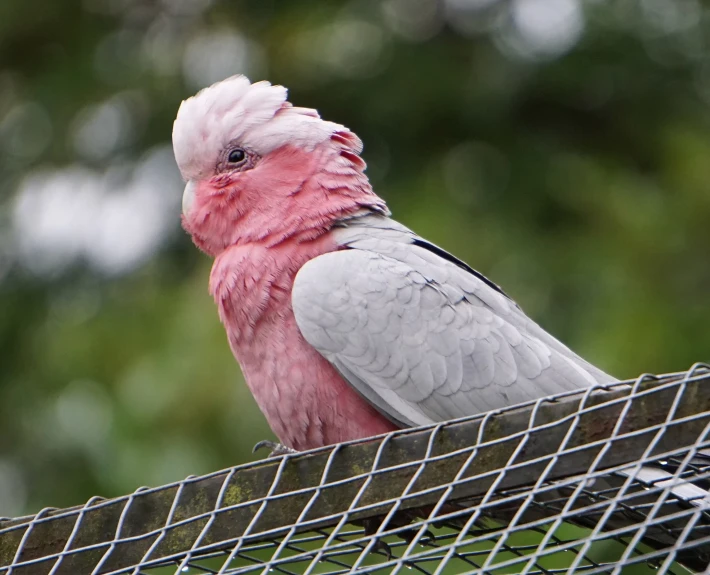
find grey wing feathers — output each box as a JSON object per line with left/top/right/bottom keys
{"left": 292, "top": 214, "right": 617, "bottom": 428}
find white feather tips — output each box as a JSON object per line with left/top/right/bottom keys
{"left": 172, "top": 75, "right": 351, "bottom": 181}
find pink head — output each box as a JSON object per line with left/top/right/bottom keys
{"left": 173, "top": 76, "right": 388, "bottom": 256}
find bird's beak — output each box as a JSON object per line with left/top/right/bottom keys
{"left": 182, "top": 180, "right": 197, "bottom": 217}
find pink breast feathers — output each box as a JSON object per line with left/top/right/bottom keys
{"left": 209, "top": 238, "right": 397, "bottom": 450}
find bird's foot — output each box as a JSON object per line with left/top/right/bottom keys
{"left": 362, "top": 518, "right": 393, "bottom": 559}
{"left": 360, "top": 515, "right": 436, "bottom": 559}
{"left": 398, "top": 526, "right": 436, "bottom": 547}
{"left": 253, "top": 440, "right": 299, "bottom": 457}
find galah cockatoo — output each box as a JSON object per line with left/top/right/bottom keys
{"left": 173, "top": 75, "right": 615, "bottom": 450}
{"left": 172, "top": 77, "right": 708, "bottom": 515}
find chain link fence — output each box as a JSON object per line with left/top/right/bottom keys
{"left": 1, "top": 364, "right": 710, "bottom": 575}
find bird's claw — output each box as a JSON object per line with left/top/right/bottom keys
{"left": 362, "top": 518, "right": 393, "bottom": 558}
{"left": 253, "top": 440, "right": 299, "bottom": 457}
{"left": 360, "top": 515, "right": 436, "bottom": 560}
{"left": 372, "top": 539, "right": 393, "bottom": 559}
{"left": 399, "top": 527, "right": 436, "bottom": 546}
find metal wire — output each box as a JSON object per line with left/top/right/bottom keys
{"left": 1, "top": 364, "right": 710, "bottom": 575}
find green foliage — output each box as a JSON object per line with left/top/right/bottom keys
{"left": 0, "top": 0, "right": 709, "bottom": 518}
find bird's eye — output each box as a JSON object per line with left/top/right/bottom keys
{"left": 228, "top": 148, "right": 246, "bottom": 164}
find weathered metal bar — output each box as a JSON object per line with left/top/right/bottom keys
{"left": 0, "top": 368, "right": 708, "bottom": 575}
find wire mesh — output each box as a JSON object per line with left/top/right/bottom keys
{"left": 1, "top": 364, "right": 710, "bottom": 575}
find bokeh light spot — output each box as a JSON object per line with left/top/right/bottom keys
{"left": 182, "top": 30, "right": 265, "bottom": 90}
{"left": 500, "top": 0, "right": 585, "bottom": 61}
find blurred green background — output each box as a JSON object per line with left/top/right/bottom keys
{"left": 0, "top": 0, "right": 708, "bottom": 518}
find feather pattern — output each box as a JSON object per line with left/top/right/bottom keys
{"left": 292, "top": 213, "right": 615, "bottom": 428}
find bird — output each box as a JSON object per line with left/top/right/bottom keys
{"left": 173, "top": 75, "right": 618, "bottom": 450}
{"left": 172, "top": 77, "right": 710, "bottom": 542}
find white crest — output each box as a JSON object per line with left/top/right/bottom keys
{"left": 172, "top": 75, "right": 357, "bottom": 181}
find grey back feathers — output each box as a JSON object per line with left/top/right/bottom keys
{"left": 292, "top": 214, "right": 616, "bottom": 428}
